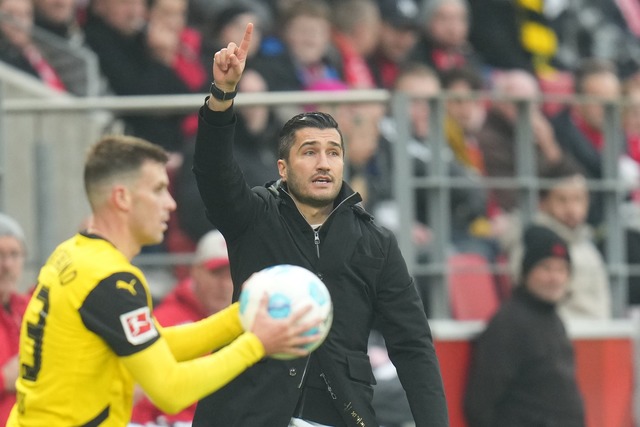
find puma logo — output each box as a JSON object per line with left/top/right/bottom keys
{"left": 116, "top": 279, "right": 137, "bottom": 295}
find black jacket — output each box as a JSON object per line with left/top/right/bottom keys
{"left": 464, "top": 286, "right": 586, "bottom": 427}
{"left": 191, "top": 103, "right": 448, "bottom": 427}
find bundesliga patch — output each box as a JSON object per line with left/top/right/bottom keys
{"left": 120, "top": 307, "right": 158, "bottom": 345}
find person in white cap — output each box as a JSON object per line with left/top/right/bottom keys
{"left": 0, "top": 213, "right": 29, "bottom": 427}
{"left": 130, "top": 229, "right": 233, "bottom": 426}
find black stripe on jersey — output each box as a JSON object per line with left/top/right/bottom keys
{"left": 79, "top": 271, "right": 159, "bottom": 356}
{"left": 78, "top": 405, "right": 109, "bottom": 427}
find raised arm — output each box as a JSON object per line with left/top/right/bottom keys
{"left": 207, "top": 23, "right": 253, "bottom": 112}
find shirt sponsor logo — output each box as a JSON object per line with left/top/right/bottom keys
{"left": 120, "top": 307, "right": 158, "bottom": 345}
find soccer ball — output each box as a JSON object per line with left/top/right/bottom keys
{"left": 239, "top": 264, "right": 333, "bottom": 360}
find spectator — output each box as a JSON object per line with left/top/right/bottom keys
{"left": 0, "top": 0, "right": 67, "bottom": 91}
{"left": 465, "top": 224, "right": 586, "bottom": 427}
{"left": 0, "top": 214, "right": 29, "bottom": 427}
{"left": 550, "top": 58, "right": 625, "bottom": 227}
{"left": 192, "top": 24, "right": 448, "bottom": 426}
{"left": 503, "top": 159, "right": 612, "bottom": 320}
{"left": 410, "top": 0, "right": 484, "bottom": 76}
{"left": 440, "top": 65, "right": 487, "bottom": 174}
{"left": 379, "top": 62, "right": 491, "bottom": 259}
{"left": 330, "top": 0, "right": 380, "bottom": 89}
{"left": 84, "top": 0, "right": 191, "bottom": 154}
{"left": 467, "top": 0, "right": 560, "bottom": 75}
{"left": 479, "top": 69, "right": 563, "bottom": 214}
{"left": 32, "top": 0, "right": 82, "bottom": 43}
{"left": 199, "top": 3, "right": 265, "bottom": 73}
{"left": 130, "top": 229, "right": 233, "bottom": 426}
{"left": 250, "top": 0, "right": 343, "bottom": 93}
{"left": 367, "top": 0, "right": 421, "bottom": 89}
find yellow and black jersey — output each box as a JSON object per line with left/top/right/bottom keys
{"left": 8, "top": 232, "right": 267, "bottom": 427}
{"left": 8, "top": 233, "right": 158, "bottom": 426}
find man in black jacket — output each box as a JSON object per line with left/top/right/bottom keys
{"left": 191, "top": 23, "right": 448, "bottom": 427}
{"left": 464, "top": 225, "right": 586, "bottom": 427}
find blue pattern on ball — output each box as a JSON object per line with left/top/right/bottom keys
{"left": 239, "top": 289, "right": 250, "bottom": 315}
{"left": 308, "top": 281, "right": 327, "bottom": 306}
{"left": 268, "top": 293, "right": 291, "bottom": 318}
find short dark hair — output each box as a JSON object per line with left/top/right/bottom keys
{"left": 84, "top": 135, "right": 169, "bottom": 205}
{"left": 538, "top": 157, "right": 585, "bottom": 200}
{"left": 277, "top": 112, "right": 342, "bottom": 160}
{"left": 574, "top": 58, "right": 618, "bottom": 94}
{"left": 440, "top": 66, "right": 484, "bottom": 91}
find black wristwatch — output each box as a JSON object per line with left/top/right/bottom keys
{"left": 209, "top": 81, "right": 237, "bottom": 101}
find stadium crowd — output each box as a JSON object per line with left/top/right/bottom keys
{"left": 2, "top": 0, "right": 640, "bottom": 426}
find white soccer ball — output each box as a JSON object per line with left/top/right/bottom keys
{"left": 239, "top": 264, "right": 333, "bottom": 360}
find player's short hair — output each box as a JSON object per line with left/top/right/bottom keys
{"left": 277, "top": 112, "right": 343, "bottom": 161}
{"left": 84, "top": 135, "right": 168, "bottom": 207}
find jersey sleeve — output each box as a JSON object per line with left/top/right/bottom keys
{"left": 79, "top": 271, "right": 159, "bottom": 356}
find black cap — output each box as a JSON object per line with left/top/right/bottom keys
{"left": 377, "top": 0, "right": 421, "bottom": 30}
{"left": 521, "top": 225, "right": 572, "bottom": 280}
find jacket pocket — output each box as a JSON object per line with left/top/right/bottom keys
{"left": 346, "top": 352, "right": 376, "bottom": 385}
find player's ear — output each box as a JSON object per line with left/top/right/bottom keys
{"left": 112, "top": 185, "right": 132, "bottom": 211}
{"left": 277, "top": 159, "right": 287, "bottom": 181}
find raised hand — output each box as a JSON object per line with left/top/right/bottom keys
{"left": 212, "top": 23, "right": 253, "bottom": 93}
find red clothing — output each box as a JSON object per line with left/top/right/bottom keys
{"left": 130, "top": 278, "right": 207, "bottom": 425}
{"left": 0, "top": 292, "right": 29, "bottom": 426}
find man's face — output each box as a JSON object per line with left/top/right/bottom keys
{"left": 446, "top": 80, "right": 483, "bottom": 132}
{"left": 378, "top": 22, "right": 418, "bottom": 63}
{"left": 33, "top": 0, "right": 75, "bottom": 24}
{"left": 283, "top": 15, "right": 331, "bottom": 66}
{"left": 427, "top": 1, "right": 468, "bottom": 49}
{"left": 577, "top": 72, "right": 621, "bottom": 130}
{"left": 278, "top": 127, "right": 344, "bottom": 209}
{"left": 128, "top": 160, "right": 176, "bottom": 247}
{"left": 540, "top": 175, "right": 589, "bottom": 230}
{"left": 0, "top": 236, "right": 24, "bottom": 301}
{"left": 0, "top": 0, "right": 33, "bottom": 48}
{"left": 96, "top": 0, "right": 146, "bottom": 36}
{"left": 396, "top": 74, "right": 441, "bottom": 139}
{"left": 525, "top": 257, "right": 571, "bottom": 303}
{"left": 192, "top": 264, "right": 233, "bottom": 316}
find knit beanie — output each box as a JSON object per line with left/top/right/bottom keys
{"left": 521, "top": 225, "right": 571, "bottom": 279}
{"left": 0, "top": 213, "right": 25, "bottom": 247}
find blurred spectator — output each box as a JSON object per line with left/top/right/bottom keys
{"left": 467, "top": 0, "right": 560, "bottom": 76}
{"left": 84, "top": 0, "right": 191, "bottom": 154}
{"left": 478, "top": 69, "right": 563, "bottom": 214}
{"left": 250, "top": 0, "right": 343, "bottom": 93}
{"left": 465, "top": 225, "right": 586, "bottom": 427}
{"left": 199, "top": 3, "right": 265, "bottom": 73}
{"left": 147, "top": 0, "right": 207, "bottom": 139}
{"left": 33, "top": 0, "right": 83, "bottom": 43}
{"left": 503, "top": 159, "right": 612, "bottom": 321}
{"left": 130, "top": 230, "right": 233, "bottom": 427}
{"left": 0, "top": 0, "right": 67, "bottom": 91}
{"left": 410, "top": 0, "right": 484, "bottom": 76}
{"left": 173, "top": 69, "right": 281, "bottom": 245}
{"left": 378, "top": 63, "right": 492, "bottom": 273}
{"left": 0, "top": 214, "right": 29, "bottom": 427}
{"left": 367, "top": 0, "right": 420, "bottom": 89}
{"left": 550, "top": 0, "right": 640, "bottom": 80}
{"left": 441, "top": 66, "right": 487, "bottom": 174}
{"left": 330, "top": 0, "right": 379, "bottom": 89}
{"left": 550, "top": 58, "right": 626, "bottom": 228}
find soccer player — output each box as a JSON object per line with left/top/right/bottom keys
{"left": 7, "top": 135, "right": 319, "bottom": 426}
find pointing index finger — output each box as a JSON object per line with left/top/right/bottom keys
{"left": 236, "top": 23, "right": 253, "bottom": 62}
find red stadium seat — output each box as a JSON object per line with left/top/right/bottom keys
{"left": 447, "top": 253, "right": 500, "bottom": 321}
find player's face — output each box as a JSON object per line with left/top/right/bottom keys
{"left": 525, "top": 257, "right": 571, "bottom": 303}
{"left": 129, "top": 160, "right": 176, "bottom": 246}
{"left": 278, "top": 127, "right": 343, "bottom": 210}
{"left": 0, "top": 236, "right": 24, "bottom": 301}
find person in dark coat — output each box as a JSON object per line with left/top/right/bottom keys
{"left": 191, "top": 23, "right": 449, "bottom": 427}
{"left": 464, "top": 225, "right": 586, "bottom": 427}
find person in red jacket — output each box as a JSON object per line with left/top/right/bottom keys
{"left": 130, "top": 229, "right": 233, "bottom": 426}
{"left": 0, "top": 213, "right": 30, "bottom": 427}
